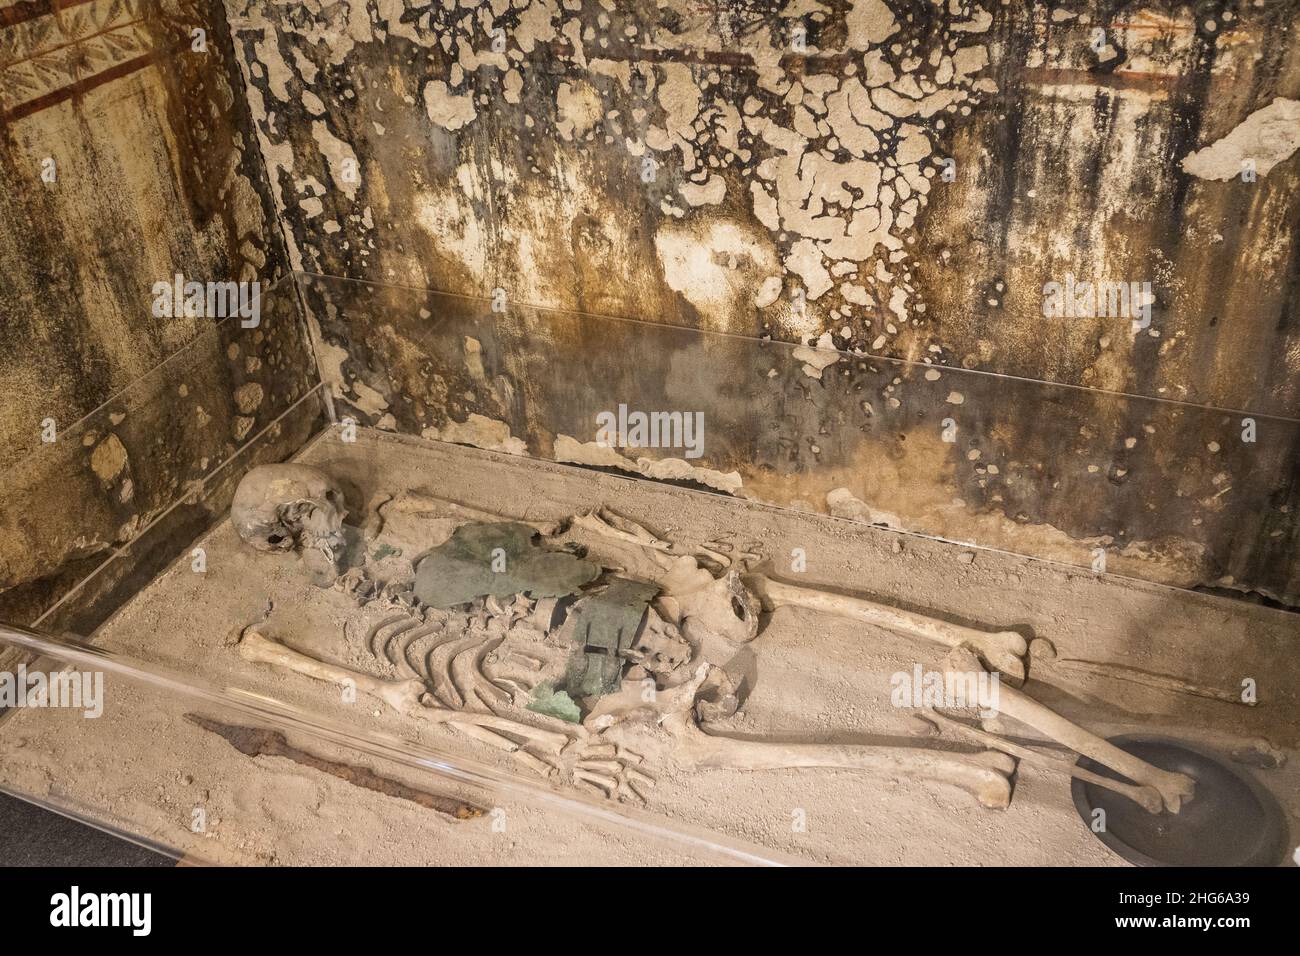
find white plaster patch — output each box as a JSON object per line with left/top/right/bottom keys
{"left": 503, "top": 69, "right": 524, "bottom": 104}
{"left": 352, "top": 379, "right": 389, "bottom": 416}
{"left": 552, "top": 436, "right": 743, "bottom": 495}
{"left": 415, "top": 182, "right": 488, "bottom": 284}
{"left": 423, "top": 80, "right": 477, "bottom": 131}
{"left": 846, "top": 0, "right": 899, "bottom": 46}
{"left": 302, "top": 90, "right": 326, "bottom": 116}
{"left": 556, "top": 81, "right": 603, "bottom": 140}
{"left": 793, "top": 331, "right": 841, "bottom": 379}
{"left": 1182, "top": 98, "right": 1300, "bottom": 181}
{"left": 424, "top": 414, "right": 528, "bottom": 456}
{"left": 826, "top": 487, "right": 906, "bottom": 529}
{"left": 754, "top": 275, "right": 784, "bottom": 308}
{"left": 785, "top": 238, "right": 833, "bottom": 299}
{"left": 655, "top": 221, "right": 777, "bottom": 327}
{"left": 637, "top": 457, "right": 743, "bottom": 495}
{"left": 254, "top": 32, "right": 294, "bottom": 102}
{"left": 679, "top": 175, "right": 727, "bottom": 206}
{"left": 311, "top": 121, "right": 360, "bottom": 201}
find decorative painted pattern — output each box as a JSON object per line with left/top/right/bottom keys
{"left": 0, "top": 0, "right": 198, "bottom": 122}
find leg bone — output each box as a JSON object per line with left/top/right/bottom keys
{"left": 749, "top": 575, "right": 1028, "bottom": 681}
{"left": 925, "top": 709, "right": 1163, "bottom": 813}
{"left": 946, "top": 646, "right": 1195, "bottom": 812}
{"left": 662, "top": 710, "right": 1015, "bottom": 810}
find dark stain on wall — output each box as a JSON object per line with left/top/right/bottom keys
{"left": 218, "top": 1, "right": 1299, "bottom": 605}
{"left": 0, "top": 0, "right": 313, "bottom": 633}
{"left": 224, "top": 0, "right": 1300, "bottom": 605}
{"left": 300, "top": 273, "right": 1299, "bottom": 604}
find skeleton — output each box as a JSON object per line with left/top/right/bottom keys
{"left": 230, "top": 464, "right": 348, "bottom": 581}
{"left": 244, "top": 586, "right": 1009, "bottom": 809}
{"left": 246, "top": 487, "right": 1205, "bottom": 816}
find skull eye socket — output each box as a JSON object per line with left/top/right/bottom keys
{"left": 267, "top": 534, "right": 285, "bottom": 545}
{"left": 731, "top": 596, "right": 747, "bottom": 619}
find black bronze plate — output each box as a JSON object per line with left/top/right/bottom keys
{"left": 1072, "top": 734, "right": 1288, "bottom": 867}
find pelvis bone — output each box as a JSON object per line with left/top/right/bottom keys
{"left": 665, "top": 570, "right": 760, "bottom": 645}
{"left": 554, "top": 509, "right": 760, "bottom": 644}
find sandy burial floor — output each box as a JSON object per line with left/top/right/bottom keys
{"left": 1, "top": 428, "right": 1296, "bottom": 866}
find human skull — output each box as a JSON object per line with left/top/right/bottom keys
{"left": 230, "top": 464, "right": 348, "bottom": 578}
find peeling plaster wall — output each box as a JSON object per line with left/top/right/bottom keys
{"left": 0, "top": 0, "right": 320, "bottom": 632}
{"left": 228, "top": 0, "right": 1300, "bottom": 603}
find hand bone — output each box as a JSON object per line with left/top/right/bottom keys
{"left": 562, "top": 738, "right": 656, "bottom": 802}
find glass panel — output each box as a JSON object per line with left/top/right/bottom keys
{"left": 295, "top": 272, "right": 1300, "bottom": 606}
{"left": 0, "top": 624, "right": 780, "bottom": 866}
{"left": 0, "top": 271, "right": 1293, "bottom": 866}
{"left": 2, "top": 274, "right": 326, "bottom": 632}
